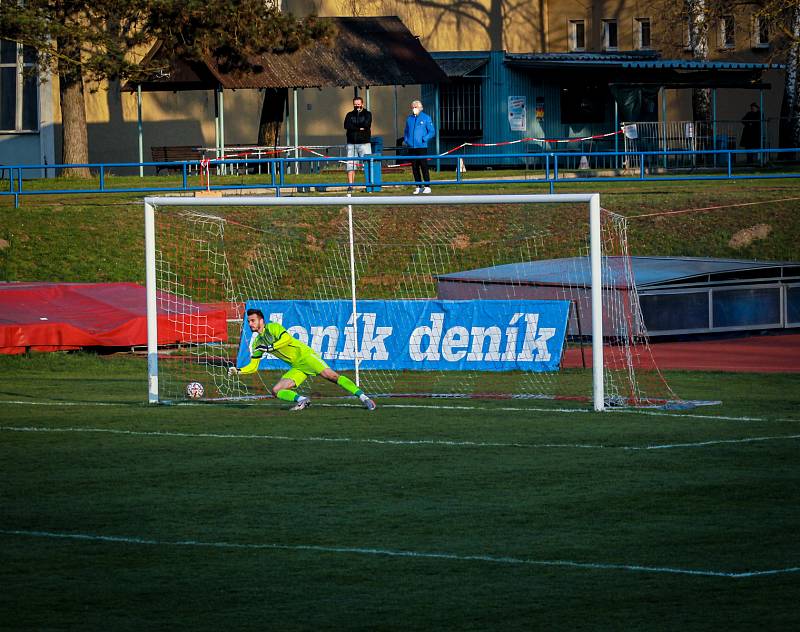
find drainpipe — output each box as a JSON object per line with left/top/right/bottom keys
{"left": 614, "top": 98, "right": 619, "bottom": 170}
{"left": 712, "top": 87, "right": 717, "bottom": 168}
{"left": 759, "top": 88, "right": 765, "bottom": 166}
{"left": 293, "top": 87, "right": 299, "bottom": 174}
{"left": 137, "top": 84, "right": 143, "bottom": 177}
{"left": 435, "top": 84, "right": 441, "bottom": 172}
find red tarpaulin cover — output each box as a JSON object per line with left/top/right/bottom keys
{"left": 0, "top": 282, "right": 228, "bottom": 354}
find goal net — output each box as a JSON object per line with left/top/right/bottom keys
{"left": 144, "top": 194, "right": 679, "bottom": 411}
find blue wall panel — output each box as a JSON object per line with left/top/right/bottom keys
{"left": 426, "top": 51, "right": 617, "bottom": 168}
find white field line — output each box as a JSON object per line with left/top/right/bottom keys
{"left": 4, "top": 398, "right": 797, "bottom": 425}
{"left": 358, "top": 403, "right": 777, "bottom": 423}
{"left": 1, "top": 400, "right": 124, "bottom": 407}
{"left": 635, "top": 435, "right": 800, "bottom": 449}
{"left": 1, "top": 425, "right": 799, "bottom": 451}
{"left": 0, "top": 528, "right": 796, "bottom": 579}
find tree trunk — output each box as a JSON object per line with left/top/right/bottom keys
{"left": 687, "top": 0, "right": 711, "bottom": 123}
{"left": 780, "top": 5, "right": 800, "bottom": 154}
{"left": 692, "top": 88, "right": 712, "bottom": 123}
{"left": 58, "top": 60, "right": 91, "bottom": 178}
{"left": 258, "top": 88, "right": 288, "bottom": 148}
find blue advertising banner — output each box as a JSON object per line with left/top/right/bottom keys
{"left": 237, "top": 299, "right": 570, "bottom": 372}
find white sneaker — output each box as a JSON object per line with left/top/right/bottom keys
{"left": 422, "top": 186, "right": 432, "bottom": 194}
{"left": 290, "top": 396, "right": 311, "bottom": 411}
{"left": 413, "top": 187, "right": 421, "bottom": 195}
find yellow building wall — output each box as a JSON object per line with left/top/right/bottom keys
{"left": 61, "top": 77, "right": 421, "bottom": 167}
{"left": 295, "top": 0, "right": 774, "bottom": 61}
{"left": 293, "top": 0, "right": 544, "bottom": 52}
{"left": 46, "top": 1, "right": 783, "bottom": 166}
{"left": 293, "top": 0, "right": 693, "bottom": 54}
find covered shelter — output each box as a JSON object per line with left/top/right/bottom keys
{"left": 423, "top": 51, "right": 778, "bottom": 166}
{"left": 124, "top": 16, "right": 447, "bottom": 174}
{"left": 437, "top": 256, "right": 800, "bottom": 338}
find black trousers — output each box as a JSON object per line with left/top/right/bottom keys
{"left": 408, "top": 147, "right": 430, "bottom": 184}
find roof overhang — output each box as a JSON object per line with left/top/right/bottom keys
{"left": 437, "top": 256, "right": 800, "bottom": 290}
{"left": 505, "top": 52, "right": 780, "bottom": 71}
{"left": 430, "top": 53, "right": 489, "bottom": 78}
{"left": 125, "top": 16, "right": 447, "bottom": 92}
{"left": 505, "top": 52, "right": 779, "bottom": 90}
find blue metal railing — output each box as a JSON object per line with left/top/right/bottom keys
{"left": 3, "top": 147, "right": 800, "bottom": 207}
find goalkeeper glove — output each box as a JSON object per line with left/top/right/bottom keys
{"left": 228, "top": 366, "right": 240, "bottom": 376}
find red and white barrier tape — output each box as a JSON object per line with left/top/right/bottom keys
{"left": 196, "top": 128, "right": 625, "bottom": 183}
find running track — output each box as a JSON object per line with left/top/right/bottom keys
{"left": 562, "top": 333, "right": 800, "bottom": 373}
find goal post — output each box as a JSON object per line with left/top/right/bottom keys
{"left": 589, "top": 193, "right": 603, "bottom": 412}
{"left": 143, "top": 193, "right": 636, "bottom": 412}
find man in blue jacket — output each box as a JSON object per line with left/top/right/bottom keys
{"left": 403, "top": 99, "right": 436, "bottom": 194}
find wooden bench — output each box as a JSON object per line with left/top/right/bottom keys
{"left": 150, "top": 146, "right": 202, "bottom": 174}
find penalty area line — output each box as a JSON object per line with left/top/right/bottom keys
{"left": 320, "top": 402, "right": 790, "bottom": 423}
{"left": 627, "top": 434, "right": 800, "bottom": 450}
{"left": 2, "top": 425, "right": 800, "bottom": 451}
{"left": 1, "top": 528, "right": 796, "bottom": 579}
{"left": 0, "top": 425, "right": 605, "bottom": 449}
{"left": 3, "top": 398, "right": 797, "bottom": 425}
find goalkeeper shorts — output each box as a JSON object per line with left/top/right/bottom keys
{"left": 282, "top": 353, "right": 330, "bottom": 386}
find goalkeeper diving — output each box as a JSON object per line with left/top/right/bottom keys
{"left": 228, "top": 308, "right": 376, "bottom": 411}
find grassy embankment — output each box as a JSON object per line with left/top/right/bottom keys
{"left": 1, "top": 177, "right": 799, "bottom": 284}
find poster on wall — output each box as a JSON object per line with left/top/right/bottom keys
{"left": 508, "top": 96, "right": 527, "bottom": 132}
{"left": 535, "top": 96, "right": 545, "bottom": 120}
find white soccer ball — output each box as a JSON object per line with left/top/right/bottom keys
{"left": 186, "top": 381, "right": 205, "bottom": 399}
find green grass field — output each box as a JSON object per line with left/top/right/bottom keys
{"left": 1, "top": 177, "right": 799, "bottom": 628}
{"left": 1, "top": 353, "right": 799, "bottom": 630}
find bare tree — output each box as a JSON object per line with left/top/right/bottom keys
{"left": 755, "top": 0, "right": 800, "bottom": 149}
{"left": 686, "top": 0, "right": 713, "bottom": 122}
{"left": 258, "top": 89, "right": 289, "bottom": 147}
{"left": 781, "top": 5, "right": 800, "bottom": 148}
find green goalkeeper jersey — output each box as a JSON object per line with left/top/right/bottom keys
{"left": 239, "top": 321, "right": 315, "bottom": 374}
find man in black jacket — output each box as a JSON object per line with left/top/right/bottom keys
{"left": 343, "top": 96, "right": 372, "bottom": 192}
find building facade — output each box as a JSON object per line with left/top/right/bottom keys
{"left": 0, "top": 39, "right": 55, "bottom": 176}
{"left": 0, "top": 1, "right": 785, "bottom": 172}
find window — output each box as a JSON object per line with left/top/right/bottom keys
{"left": 753, "top": 16, "right": 769, "bottom": 48}
{"left": 719, "top": 15, "right": 735, "bottom": 49}
{"left": 569, "top": 20, "right": 586, "bottom": 51}
{"left": 0, "top": 39, "right": 38, "bottom": 132}
{"left": 602, "top": 19, "right": 619, "bottom": 50}
{"left": 635, "top": 17, "right": 652, "bottom": 49}
{"left": 439, "top": 79, "right": 482, "bottom": 138}
{"left": 560, "top": 84, "right": 606, "bottom": 124}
